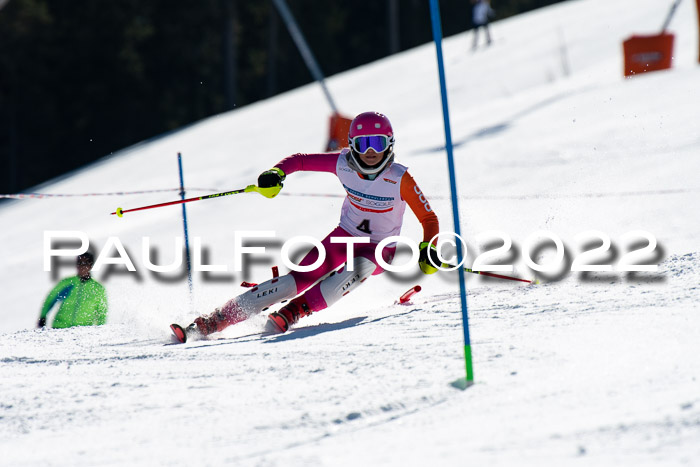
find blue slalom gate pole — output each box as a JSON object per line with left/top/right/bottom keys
{"left": 429, "top": 0, "right": 474, "bottom": 388}
{"left": 177, "top": 153, "right": 194, "bottom": 311}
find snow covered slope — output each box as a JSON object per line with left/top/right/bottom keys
{"left": 1, "top": 0, "right": 699, "bottom": 465}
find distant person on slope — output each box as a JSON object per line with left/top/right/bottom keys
{"left": 171, "top": 111, "right": 441, "bottom": 342}
{"left": 471, "top": 0, "right": 494, "bottom": 49}
{"left": 38, "top": 252, "right": 108, "bottom": 328}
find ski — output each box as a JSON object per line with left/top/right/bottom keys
{"left": 169, "top": 323, "right": 278, "bottom": 345}
{"left": 169, "top": 323, "right": 189, "bottom": 343}
{"left": 170, "top": 323, "right": 205, "bottom": 343}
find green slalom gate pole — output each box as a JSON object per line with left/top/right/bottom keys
{"left": 429, "top": 0, "right": 474, "bottom": 388}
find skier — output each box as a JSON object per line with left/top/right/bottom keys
{"left": 471, "top": 0, "right": 494, "bottom": 49}
{"left": 171, "top": 111, "right": 441, "bottom": 342}
{"left": 38, "top": 252, "right": 109, "bottom": 328}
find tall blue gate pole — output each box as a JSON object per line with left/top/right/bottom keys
{"left": 429, "top": 0, "right": 474, "bottom": 387}
{"left": 177, "top": 153, "right": 194, "bottom": 311}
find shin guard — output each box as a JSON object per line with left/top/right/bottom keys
{"left": 318, "top": 257, "right": 376, "bottom": 309}
{"left": 195, "top": 274, "right": 297, "bottom": 335}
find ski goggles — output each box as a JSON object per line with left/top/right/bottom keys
{"left": 350, "top": 135, "right": 391, "bottom": 154}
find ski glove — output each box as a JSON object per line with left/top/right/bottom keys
{"left": 257, "top": 168, "right": 286, "bottom": 198}
{"left": 37, "top": 317, "right": 47, "bottom": 328}
{"left": 418, "top": 242, "right": 441, "bottom": 274}
{"left": 258, "top": 168, "right": 285, "bottom": 188}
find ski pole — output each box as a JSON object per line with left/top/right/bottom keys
{"left": 111, "top": 184, "right": 275, "bottom": 217}
{"left": 442, "top": 263, "right": 536, "bottom": 284}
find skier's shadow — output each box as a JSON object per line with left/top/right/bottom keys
{"left": 410, "top": 88, "right": 591, "bottom": 156}
{"left": 265, "top": 308, "right": 418, "bottom": 343}
{"left": 264, "top": 317, "right": 366, "bottom": 342}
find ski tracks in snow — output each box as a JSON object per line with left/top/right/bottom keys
{"left": 1, "top": 253, "right": 699, "bottom": 465}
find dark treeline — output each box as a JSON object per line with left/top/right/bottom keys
{"left": 0, "top": 0, "right": 564, "bottom": 194}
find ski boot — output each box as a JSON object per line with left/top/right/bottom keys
{"left": 265, "top": 296, "right": 312, "bottom": 334}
